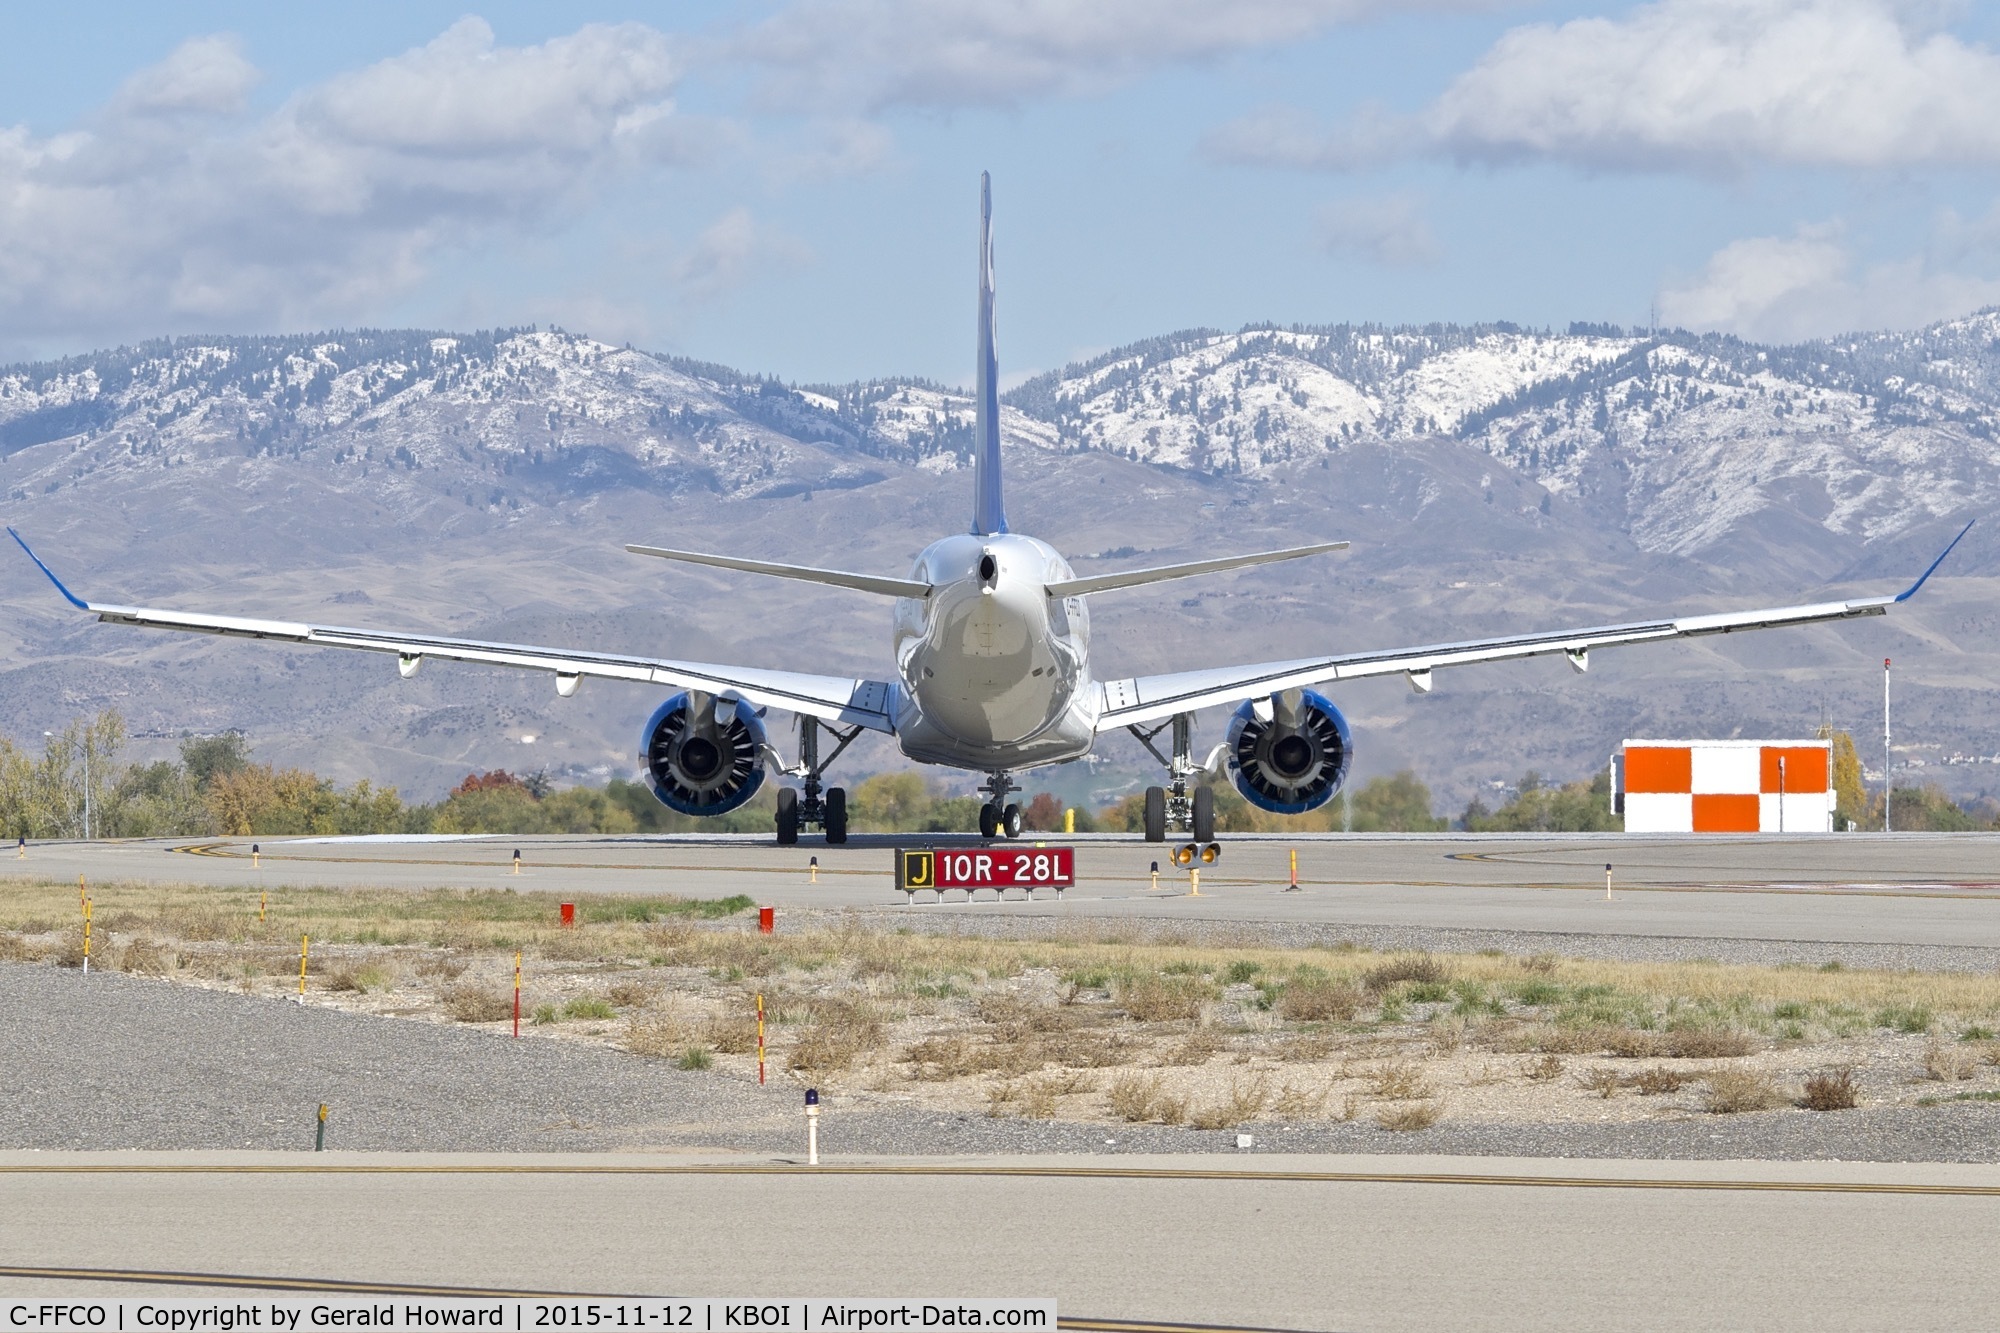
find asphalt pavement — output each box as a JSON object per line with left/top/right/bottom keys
{"left": 3, "top": 1153, "right": 1996, "bottom": 1331}
{"left": 19, "top": 831, "right": 2000, "bottom": 950}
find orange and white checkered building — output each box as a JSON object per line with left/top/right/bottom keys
{"left": 1614, "top": 739, "right": 1834, "bottom": 833}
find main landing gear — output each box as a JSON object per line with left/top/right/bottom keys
{"left": 775, "top": 716, "right": 864, "bottom": 846}
{"left": 978, "top": 771, "right": 1024, "bottom": 840}
{"left": 1130, "top": 712, "right": 1218, "bottom": 848}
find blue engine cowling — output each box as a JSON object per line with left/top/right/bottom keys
{"left": 639, "top": 692, "right": 767, "bottom": 816}
{"left": 1225, "top": 688, "right": 1352, "bottom": 814}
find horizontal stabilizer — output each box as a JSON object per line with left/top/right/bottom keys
{"left": 625, "top": 544, "right": 930, "bottom": 599}
{"left": 1046, "top": 541, "right": 1348, "bottom": 599}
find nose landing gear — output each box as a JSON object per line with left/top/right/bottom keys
{"left": 978, "top": 771, "right": 1023, "bottom": 840}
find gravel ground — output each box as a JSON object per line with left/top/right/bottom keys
{"left": 793, "top": 905, "right": 2000, "bottom": 974}
{"left": 9, "top": 961, "right": 2000, "bottom": 1162}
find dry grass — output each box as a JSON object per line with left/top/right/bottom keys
{"left": 1704, "top": 1068, "right": 1786, "bottom": 1114}
{"left": 1625, "top": 1066, "right": 1693, "bottom": 1096}
{"left": 786, "top": 998, "right": 885, "bottom": 1072}
{"left": 17, "top": 873, "right": 2000, "bottom": 1131}
{"left": 1190, "top": 1075, "right": 1270, "bottom": 1129}
{"left": 1278, "top": 974, "right": 1364, "bottom": 1022}
{"left": 1924, "top": 1041, "right": 1979, "bottom": 1082}
{"left": 441, "top": 984, "right": 511, "bottom": 1023}
{"left": 1362, "top": 954, "right": 1451, "bottom": 994}
{"left": 1375, "top": 1099, "right": 1442, "bottom": 1131}
{"left": 1370, "top": 1062, "right": 1431, "bottom": 1100}
{"left": 115, "top": 937, "right": 169, "bottom": 975}
{"left": 1801, "top": 1067, "right": 1861, "bottom": 1111}
{"left": 1106, "top": 1072, "right": 1187, "bottom": 1124}
{"left": 1576, "top": 1067, "right": 1624, "bottom": 1099}
{"left": 1523, "top": 1054, "right": 1566, "bottom": 1083}
{"left": 1119, "top": 974, "right": 1212, "bottom": 1023}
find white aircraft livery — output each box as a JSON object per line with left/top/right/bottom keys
{"left": 11, "top": 174, "right": 1974, "bottom": 846}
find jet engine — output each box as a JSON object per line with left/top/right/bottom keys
{"left": 639, "top": 691, "right": 767, "bottom": 816}
{"left": 1225, "top": 687, "right": 1351, "bottom": 814}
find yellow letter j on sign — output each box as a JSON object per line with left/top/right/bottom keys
{"left": 898, "top": 848, "right": 935, "bottom": 892}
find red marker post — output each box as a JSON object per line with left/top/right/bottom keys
{"left": 513, "top": 950, "right": 522, "bottom": 1038}
{"left": 757, "top": 993, "right": 766, "bottom": 1086}
{"left": 758, "top": 906, "right": 775, "bottom": 934}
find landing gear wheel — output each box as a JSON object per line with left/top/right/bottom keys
{"left": 1192, "top": 786, "right": 1215, "bottom": 844}
{"left": 775, "top": 788, "right": 799, "bottom": 846}
{"left": 1002, "top": 803, "right": 1024, "bottom": 839}
{"left": 824, "top": 786, "right": 848, "bottom": 845}
{"left": 1143, "top": 786, "right": 1167, "bottom": 843}
{"left": 979, "top": 802, "right": 1000, "bottom": 839}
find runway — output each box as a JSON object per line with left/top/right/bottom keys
{"left": 3, "top": 1153, "right": 1995, "bottom": 1331}
{"left": 19, "top": 831, "right": 2000, "bottom": 949}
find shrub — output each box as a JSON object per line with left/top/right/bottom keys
{"left": 1924, "top": 1042, "right": 1977, "bottom": 1082}
{"left": 1800, "top": 1068, "right": 1860, "bottom": 1111}
{"left": 1375, "top": 1100, "right": 1442, "bottom": 1131}
{"left": 1106, "top": 1072, "right": 1186, "bottom": 1124}
{"left": 1626, "top": 1066, "right": 1692, "bottom": 1095}
{"left": 675, "top": 1048, "right": 712, "bottom": 1071}
{"left": 1876, "top": 1004, "right": 1933, "bottom": 1035}
{"left": 1704, "top": 1068, "right": 1785, "bottom": 1114}
{"left": 1277, "top": 974, "right": 1363, "bottom": 1022}
{"left": 562, "top": 996, "right": 617, "bottom": 1020}
{"left": 441, "top": 984, "right": 511, "bottom": 1023}
{"left": 1119, "top": 973, "right": 1212, "bottom": 1023}
{"left": 1362, "top": 954, "right": 1450, "bottom": 994}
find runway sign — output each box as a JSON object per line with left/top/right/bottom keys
{"left": 897, "top": 846, "right": 1075, "bottom": 892}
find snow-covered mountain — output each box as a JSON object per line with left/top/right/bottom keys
{"left": 0, "top": 314, "right": 1995, "bottom": 808}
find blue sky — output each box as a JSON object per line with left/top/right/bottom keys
{"left": 3, "top": 1, "right": 1999, "bottom": 385}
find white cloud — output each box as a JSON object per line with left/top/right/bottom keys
{"left": 736, "top": 0, "right": 1483, "bottom": 112}
{"left": 671, "top": 208, "right": 810, "bottom": 301}
{"left": 1217, "top": 0, "right": 2000, "bottom": 174}
{"left": 0, "top": 19, "right": 699, "bottom": 350}
{"left": 1315, "top": 194, "right": 1439, "bottom": 267}
{"left": 1659, "top": 220, "right": 2000, "bottom": 341}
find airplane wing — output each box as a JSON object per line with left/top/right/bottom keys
{"left": 1095, "top": 522, "right": 1973, "bottom": 730}
{"left": 8, "top": 530, "right": 897, "bottom": 734}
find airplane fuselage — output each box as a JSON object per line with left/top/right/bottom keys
{"left": 893, "top": 532, "right": 1098, "bottom": 772}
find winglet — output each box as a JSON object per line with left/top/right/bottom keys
{"left": 7, "top": 528, "right": 90, "bottom": 611}
{"left": 970, "top": 170, "right": 1008, "bottom": 537}
{"left": 1894, "top": 519, "right": 1975, "bottom": 603}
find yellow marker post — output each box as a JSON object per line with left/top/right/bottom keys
{"left": 1189, "top": 866, "right": 1200, "bottom": 896}
{"left": 1290, "top": 848, "right": 1299, "bottom": 890}
{"left": 297, "top": 934, "right": 309, "bottom": 1004}
{"left": 81, "top": 897, "right": 91, "bottom": 974}
{"left": 1150, "top": 860, "right": 1159, "bottom": 892}
{"left": 15, "top": 836, "right": 23, "bottom": 859}
{"left": 252, "top": 844, "right": 260, "bottom": 870}
{"left": 809, "top": 856, "right": 818, "bottom": 885}
{"left": 259, "top": 891, "right": 267, "bottom": 924}
{"left": 315, "top": 1103, "right": 328, "bottom": 1152}
{"left": 513, "top": 951, "right": 522, "bottom": 1038}
{"left": 79, "top": 875, "right": 87, "bottom": 911}
{"left": 1063, "top": 807, "right": 1075, "bottom": 834}
{"left": 1605, "top": 862, "right": 1613, "bottom": 901}
{"left": 511, "top": 848, "right": 522, "bottom": 876}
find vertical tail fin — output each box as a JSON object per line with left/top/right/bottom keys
{"left": 971, "top": 170, "right": 1008, "bottom": 536}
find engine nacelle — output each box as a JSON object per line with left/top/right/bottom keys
{"left": 639, "top": 692, "right": 767, "bottom": 816}
{"left": 1226, "top": 687, "right": 1351, "bottom": 814}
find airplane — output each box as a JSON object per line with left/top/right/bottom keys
{"left": 8, "top": 174, "right": 1975, "bottom": 849}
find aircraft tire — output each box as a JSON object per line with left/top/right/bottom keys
{"left": 979, "top": 803, "right": 1000, "bottom": 839}
{"left": 824, "top": 787, "right": 848, "bottom": 844}
{"left": 1143, "top": 786, "right": 1167, "bottom": 842}
{"left": 776, "top": 788, "right": 799, "bottom": 845}
{"left": 1003, "top": 803, "right": 1024, "bottom": 838}
{"left": 1192, "top": 786, "right": 1215, "bottom": 843}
